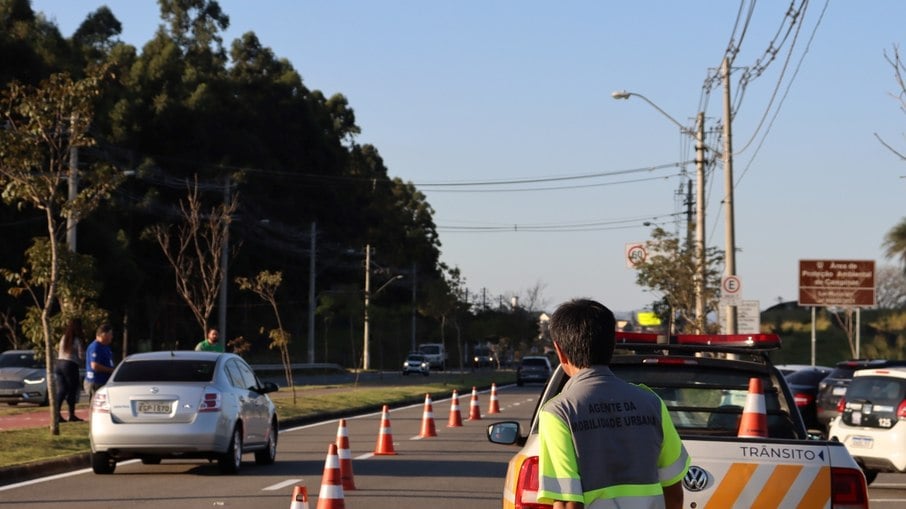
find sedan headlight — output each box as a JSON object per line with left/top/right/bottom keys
{"left": 24, "top": 374, "right": 46, "bottom": 385}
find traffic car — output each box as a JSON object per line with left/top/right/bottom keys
{"left": 516, "top": 356, "right": 552, "bottom": 386}
{"left": 828, "top": 367, "right": 906, "bottom": 484}
{"left": 783, "top": 365, "right": 832, "bottom": 434}
{"left": 89, "top": 350, "right": 279, "bottom": 475}
{"left": 0, "top": 350, "right": 49, "bottom": 406}
{"left": 402, "top": 353, "right": 430, "bottom": 376}
{"left": 816, "top": 359, "right": 906, "bottom": 431}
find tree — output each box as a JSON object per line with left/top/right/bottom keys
{"left": 876, "top": 265, "right": 906, "bottom": 309}
{"left": 145, "top": 178, "right": 237, "bottom": 339}
{"left": 236, "top": 270, "right": 295, "bottom": 403}
{"left": 633, "top": 227, "right": 724, "bottom": 333}
{"left": 0, "top": 68, "right": 120, "bottom": 434}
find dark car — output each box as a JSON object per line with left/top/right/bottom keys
{"left": 816, "top": 359, "right": 906, "bottom": 431}
{"left": 784, "top": 365, "right": 832, "bottom": 433}
{"left": 516, "top": 356, "right": 552, "bottom": 386}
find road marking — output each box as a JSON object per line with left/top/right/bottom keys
{"left": 356, "top": 452, "right": 374, "bottom": 460}
{"left": 263, "top": 479, "right": 304, "bottom": 491}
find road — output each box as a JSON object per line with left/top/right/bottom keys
{"left": 2, "top": 381, "right": 906, "bottom": 507}
{"left": 0, "top": 384, "right": 540, "bottom": 508}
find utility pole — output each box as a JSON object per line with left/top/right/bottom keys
{"left": 66, "top": 144, "right": 78, "bottom": 252}
{"left": 694, "top": 111, "right": 707, "bottom": 333}
{"left": 721, "top": 56, "right": 738, "bottom": 334}
{"left": 218, "top": 175, "right": 229, "bottom": 350}
{"left": 410, "top": 261, "right": 417, "bottom": 353}
{"left": 363, "top": 244, "right": 371, "bottom": 371}
{"left": 307, "top": 222, "right": 316, "bottom": 364}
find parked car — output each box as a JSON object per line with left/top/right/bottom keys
{"left": 402, "top": 353, "right": 430, "bottom": 376}
{"left": 89, "top": 351, "right": 279, "bottom": 475}
{"left": 828, "top": 367, "right": 906, "bottom": 484}
{"left": 0, "top": 350, "right": 49, "bottom": 406}
{"left": 816, "top": 359, "right": 906, "bottom": 431}
{"left": 516, "top": 356, "right": 552, "bottom": 386}
{"left": 783, "top": 365, "right": 832, "bottom": 433}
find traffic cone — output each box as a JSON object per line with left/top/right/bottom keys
{"left": 289, "top": 485, "right": 309, "bottom": 509}
{"left": 373, "top": 404, "right": 398, "bottom": 455}
{"left": 335, "top": 419, "right": 356, "bottom": 490}
{"left": 738, "top": 377, "right": 768, "bottom": 438}
{"left": 316, "top": 443, "right": 345, "bottom": 509}
{"left": 468, "top": 386, "right": 482, "bottom": 421}
{"left": 447, "top": 389, "right": 463, "bottom": 427}
{"left": 488, "top": 383, "right": 501, "bottom": 414}
{"left": 419, "top": 393, "right": 438, "bottom": 438}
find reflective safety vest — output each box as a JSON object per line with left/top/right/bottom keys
{"left": 537, "top": 366, "right": 690, "bottom": 509}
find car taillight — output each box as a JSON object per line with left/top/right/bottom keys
{"left": 794, "top": 392, "right": 813, "bottom": 407}
{"left": 91, "top": 391, "right": 110, "bottom": 414}
{"left": 515, "top": 456, "right": 553, "bottom": 509}
{"left": 897, "top": 400, "right": 906, "bottom": 419}
{"left": 198, "top": 391, "right": 222, "bottom": 412}
{"left": 836, "top": 397, "right": 846, "bottom": 414}
{"left": 830, "top": 467, "right": 869, "bottom": 509}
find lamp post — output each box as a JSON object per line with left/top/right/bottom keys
{"left": 363, "top": 245, "right": 403, "bottom": 371}
{"left": 612, "top": 90, "right": 709, "bottom": 332}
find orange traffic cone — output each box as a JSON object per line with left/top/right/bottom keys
{"left": 373, "top": 404, "right": 398, "bottom": 455}
{"left": 488, "top": 382, "right": 501, "bottom": 414}
{"left": 419, "top": 394, "right": 438, "bottom": 438}
{"left": 335, "top": 419, "right": 356, "bottom": 490}
{"left": 316, "top": 443, "right": 345, "bottom": 509}
{"left": 738, "top": 377, "right": 768, "bottom": 438}
{"left": 290, "top": 485, "right": 309, "bottom": 509}
{"left": 447, "top": 389, "right": 463, "bottom": 428}
{"left": 468, "top": 386, "right": 482, "bottom": 421}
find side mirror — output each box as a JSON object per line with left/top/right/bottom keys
{"left": 258, "top": 381, "right": 279, "bottom": 394}
{"left": 487, "top": 421, "right": 523, "bottom": 446}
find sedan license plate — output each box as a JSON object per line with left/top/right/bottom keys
{"left": 851, "top": 436, "right": 874, "bottom": 449}
{"left": 137, "top": 401, "right": 172, "bottom": 414}
{"left": 832, "top": 387, "right": 846, "bottom": 396}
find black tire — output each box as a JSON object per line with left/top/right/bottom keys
{"left": 91, "top": 451, "right": 116, "bottom": 474}
{"left": 141, "top": 456, "right": 162, "bottom": 465}
{"left": 517, "top": 379, "right": 524, "bottom": 387}
{"left": 402, "top": 371, "right": 409, "bottom": 376}
{"left": 422, "top": 371, "right": 429, "bottom": 377}
{"left": 218, "top": 426, "right": 243, "bottom": 474}
{"left": 255, "top": 422, "right": 278, "bottom": 465}
{"left": 863, "top": 468, "right": 878, "bottom": 485}
{"left": 7, "top": 401, "right": 17, "bottom": 406}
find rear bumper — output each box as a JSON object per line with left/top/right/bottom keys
{"left": 829, "top": 421, "right": 906, "bottom": 472}
{"left": 90, "top": 413, "right": 232, "bottom": 455}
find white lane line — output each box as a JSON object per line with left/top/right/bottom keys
{"left": 355, "top": 452, "right": 375, "bottom": 460}
{"left": 263, "top": 479, "right": 304, "bottom": 491}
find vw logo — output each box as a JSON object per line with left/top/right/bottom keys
{"left": 683, "top": 466, "right": 711, "bottom": 492}
{"left": 149, "top": 387, "right": 160, "bottom": 394}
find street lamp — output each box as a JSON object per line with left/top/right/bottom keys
{"left": 613, "top": 90, "right": 709, "bottom": 333}
{"left": 363, "top": 257, "right": 404, "bottom": 371}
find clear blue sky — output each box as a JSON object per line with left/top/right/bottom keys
{"left": 32, "top": 1, "right": 906, "bottom": 314}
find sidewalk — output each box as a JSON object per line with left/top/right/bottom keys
{"left": 0, "top": 407, "right": 89, "bottom": 431}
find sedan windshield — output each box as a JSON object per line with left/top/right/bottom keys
{"left": 0, "top": 352, "right": 41, "bottom": 369}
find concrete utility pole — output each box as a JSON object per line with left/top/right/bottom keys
{"left": 721, "top": 56, "right": 738, "bottom": 334}
{"left": 410, "top": 261, "right": 417, "bottom": 353}
{"left": 218, "top": 175, "right": 229, "bottom": 349}
{"left": 307, "top": 222, "right": 316, "bottom": 364}
{"left": 694, "top": 111, "right": 707, "bottom": 333}
{"left": 66, "top": 145, "right": 78, "bottom": 252}
{"left": 363, "top": 244, "right": 371, "bottom": 370}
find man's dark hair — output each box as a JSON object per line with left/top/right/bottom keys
{"left": 96, "top": 323, "right": 113, "bottom": 336}
{"left": 549, "top": 299, "right": 616, "bottom": 368}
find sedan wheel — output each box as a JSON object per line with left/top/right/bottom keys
{"left": 255, "top": 423, "right": 278, "bottom": 465}
{"left": 218, "top": 426, "right": 243, "bottom": 474}
{"left": 91, "top": 451, "right": 116, "bottom": 474}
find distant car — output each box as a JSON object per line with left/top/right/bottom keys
{"left": 776, "top": 364, "right": 831, "bottom": 376}
{"left": 89, "top": 351, "right": 279, "bottom": 475}
{"left": 816, "top": 359, "right": 906, "bottom": 431}
{"left": 516, "top": 356, "right": 552, "bottom": 386}
{"left": 402, "top": 354, "right": 430, "bottom": 376}
{"left": 784, "top": 365, "right": 832, "bottom": 433}
{"left": 472, "top": 347, "right": 495, "bottom": 369}
{"left": 828, "top": 367, "right": 906, "bottom": 484}
{"left": 0, "top": 350, "right": 49, "bottom": 406}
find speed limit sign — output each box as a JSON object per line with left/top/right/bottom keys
{"left": 720, "top": 275, "right": 742, "bottom": 303}
{"left": 625, "top": 243, "right": 648, "bottom": 268}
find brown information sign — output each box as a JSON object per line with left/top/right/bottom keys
{"left": 798, "top": 259, "right": 875, "bottom": 307}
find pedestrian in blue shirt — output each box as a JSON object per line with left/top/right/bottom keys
{"left": 84, "top": 323, "right": 115, "bottom": 401}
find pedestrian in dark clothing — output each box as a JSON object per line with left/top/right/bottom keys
{"left": 55, "top": 318, "right": 85, "bottom": 423}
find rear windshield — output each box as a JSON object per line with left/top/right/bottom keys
{"left": 826, "top": 367, "right": 857, "bottom": 380}
{"left": 113, "top": 360, "right": 217, "bottom": 383}
{"left": 522, "top": 358, "right": 548, "bottom": 367}
{"left": 846, "top": 376, "right": 906, "bottom": 405}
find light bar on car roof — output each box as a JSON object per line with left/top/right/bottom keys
{"left": 615, "top": 331, "right": 781, "bottom": 349}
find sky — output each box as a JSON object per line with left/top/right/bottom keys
{"left": 30, "top": 0, "right": 906, "bottom": 314}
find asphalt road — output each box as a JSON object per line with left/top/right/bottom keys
{"left": 0, "top": 383, "right": 540, "bottom": 508}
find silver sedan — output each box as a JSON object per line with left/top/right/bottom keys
{"left": 89, "top": 350, "right": 279, "bottom": 475}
